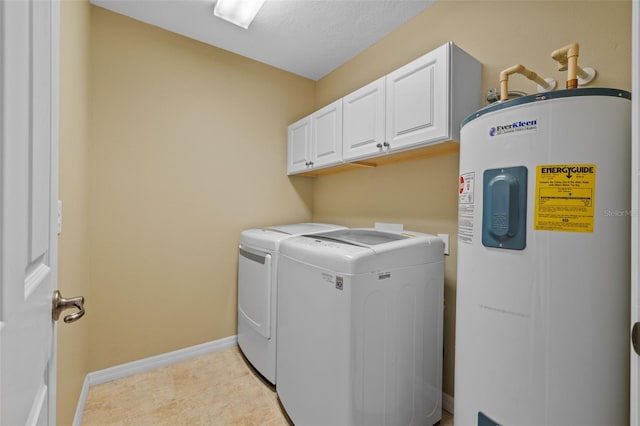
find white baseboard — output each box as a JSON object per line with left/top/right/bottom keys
{"left": 72, "top": 375, "right": 91, "bottom": 426}
{"left": 442, "top": 391, "right": 454, "bottom": 415}
{"left": 72, "top": 335, "right": 237, "bottom": 426}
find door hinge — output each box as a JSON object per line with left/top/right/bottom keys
{"left": 57, "top": 200, "right": 62, "bottom": 235}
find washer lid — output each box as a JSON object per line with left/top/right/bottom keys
{"left": 310, "top": 229, "right": 408, "bottom": 246}
{"left": 281, "top": 228, "right": 444, "bottom": 274}
{"left": 268, "top": 223, "right": 345, "bottom": 235}
{"left": 240, "top": 223, "right": 345, "bottom": 251}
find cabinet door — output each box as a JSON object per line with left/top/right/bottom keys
{"left": 386, "top": 43, "right": 449, "bottom": 152}
{"left": 287, "top": 116, "right": 311, "bottom": 174}
{"left": 343, "top": 77, "right": 386, "bottom": 161}
{"left": 311, "top": 99, "right": 343, "bottom": 168}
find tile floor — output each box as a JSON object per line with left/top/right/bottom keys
{"left": 82, "top": 346, "right": 453, "bottom": 425}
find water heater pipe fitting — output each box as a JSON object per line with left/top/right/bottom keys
{"left": 499, "top": 64, "right": 556, "bottom": 101}
{"left": 551, "top": 42, "right": 596, "bottom": 88}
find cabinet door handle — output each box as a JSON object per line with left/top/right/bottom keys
{"left": 383, "top": 142, "right": 390, "bottom": 148}
{"left": 376, "top": 143, "right": 383, "bottom": 149}
{"left": 308, "top": 161, "right": 314, "bottom": 166}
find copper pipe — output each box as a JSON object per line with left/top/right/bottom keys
{"left": 551, "top": 42, "right": 580, "bottom": 89}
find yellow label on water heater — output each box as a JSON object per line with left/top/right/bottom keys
{"left": 534, "top": 164, "right": 596, "bottom": 233}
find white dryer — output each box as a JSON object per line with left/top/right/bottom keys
{"left": 276, "top": 228, "right": 445, "bottom": 426}
{"left": 237, "top": 223, "right": 345, "bottom": 385}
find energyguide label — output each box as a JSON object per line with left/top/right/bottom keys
{"left": 534, "top": 164, "right": 596, "bottom": 233}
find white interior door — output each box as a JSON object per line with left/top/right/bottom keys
{"left": 632, "top": 1, "right": 640, "bottom": 424}
{"left": 0, "top": 0, "right": 61, "bottom": 424}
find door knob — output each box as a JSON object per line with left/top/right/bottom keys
{"left": 52, "top": 290, "right": 85, "bottom": 323}
{"left": 633, "top": 322, "right": 640, "bottom": 356}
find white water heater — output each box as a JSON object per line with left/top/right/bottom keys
{"left": 454, "top": 88, "right": 631, "bottom": 426}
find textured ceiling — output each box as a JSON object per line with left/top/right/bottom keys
{"left": 90, "top": 0, "right": 436, "bottom": 80}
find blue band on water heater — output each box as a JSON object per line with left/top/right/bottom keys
{"left": 462, "top": 87, "right": 631, "bottom": 128}
{"left": 482, "top": 166, "right": 527, "bottom": 250}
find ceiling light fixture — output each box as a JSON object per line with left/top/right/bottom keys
{"left": 213, "top": 0, "right": 265, "bottom": 29}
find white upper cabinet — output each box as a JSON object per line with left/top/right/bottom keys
{"left": 342, "top": 77, "right": 386, "bottom": 161}
{"left": 287, "top": 42, "right": 481, "bottom": 176}
{"left": 311, "top": 100, "right": 343, "bottom": 169}
{"left": 287, "top": 116, "right": 311, "bottom": 174}
{"left": 287, "top": 99, "right": 343, "bottom": 175}
{"left": 386, "top": 44, "right": 448, "bottom": 151}
{"left": 385, "top": 42, "right": 480, "bottom": 153}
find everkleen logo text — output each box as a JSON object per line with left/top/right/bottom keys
{"left": 541, "top": 166, "right": 594, "bottom": 179}
{"left": 489, "top": 119, "right": 537, "bottom": 136}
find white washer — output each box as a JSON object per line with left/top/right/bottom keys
{"left": 237, "top": 223, "right": 345, "bottom": 385}
{"left": 276, "top": 228, "right": 445, "bottom": 426}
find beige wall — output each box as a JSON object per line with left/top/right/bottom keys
{"left": 58, "top": 0, "right": 92, "bottom": 424}
{"left": 313, "top": 0, "right": 631, "bottom": 397}
{"left": 87, "top": 6, "right": 315, "bottom": 371}
{"left": 316, "top": 0, "right": 631, "bottom": 107}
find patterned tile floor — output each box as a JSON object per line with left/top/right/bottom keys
{"left": 82, "top": 346, "right": 453, "bottom": 425}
